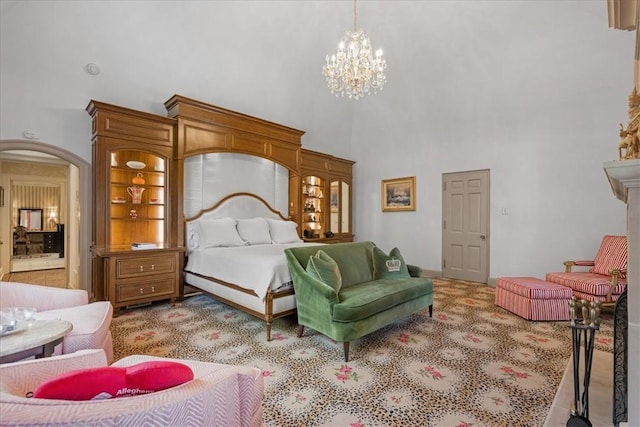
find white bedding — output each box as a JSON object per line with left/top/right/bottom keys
{"left": 185, "top": 242, "right": 320, "bottom": 300}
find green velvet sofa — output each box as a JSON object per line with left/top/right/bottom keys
{"left": 284, "top": 241, "right": 433, "bottom": 361}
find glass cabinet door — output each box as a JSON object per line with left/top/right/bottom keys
{"left": 329, "top": 179, "right": 350, "bottom": 234}
{"left": 109, "top": 150, "right": 166, "bottom": 247}
{"left": 330, "top": 181, "right": 339, "bottom": 233}
{"left": 341, "top": 180, "right": 350, "bottom": 234}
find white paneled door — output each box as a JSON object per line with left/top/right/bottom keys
{"left": 442, "top": 170, "right": 490, "bottom": 283}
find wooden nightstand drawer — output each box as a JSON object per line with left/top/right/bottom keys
{"left": 116, "top": 254, "right": 176, "bottom": 278}
{"left": 117, "top": 276, "right": 176, "bottom": 303}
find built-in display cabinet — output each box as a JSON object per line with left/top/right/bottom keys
{"left": 86, "top": 97, "right": 355, "bottom": 311}
{"left": 87, "top": 101, "right": 183, "bottom": 314}
{"left": 300, "top": 149, "right": 354, "bottom": 243}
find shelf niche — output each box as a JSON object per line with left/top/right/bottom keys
{"left": 300, "top": 149, "right": 354, "bottom": 243}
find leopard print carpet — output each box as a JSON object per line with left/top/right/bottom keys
{"left": 111, "top": 278, "right": 613, "bottom": 427}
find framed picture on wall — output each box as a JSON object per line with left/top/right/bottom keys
{"left": 381, "top": 176, "right": 416, "bottom": 212}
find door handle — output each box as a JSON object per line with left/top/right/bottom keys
{"left": 480, "top": 235, "right": 486, "bottom": 240}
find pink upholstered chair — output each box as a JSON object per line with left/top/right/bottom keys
{"left": 545, "top": 235, "right": 627, "bottom": 304}
{"left": 0, "top": 281, "right": 113, "bottom": 363}
{"left": 0, "top": 349, "right": 264, "bottom": 426}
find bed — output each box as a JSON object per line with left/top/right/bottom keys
{"left": 184, "top": 193, "right": 322, "bottom": 341}
{"left": 168, "top": 94, "right": 315, "bottom": 341}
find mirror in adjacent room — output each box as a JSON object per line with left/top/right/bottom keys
{"left": 18, "top": 208, "right": 43, "bottom": 231}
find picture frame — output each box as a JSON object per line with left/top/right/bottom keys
{"left": 381, "top": 176, "right": 416, "bottom": 212}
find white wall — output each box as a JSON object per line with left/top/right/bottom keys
{"left": 0, "top": 1, "right": 354, "bottom": 160}
{"left": 349, "top": 1, "right": 633, "bottom": 279}
{"left": 0, "top": 1, "right": 633, "bottom": 280}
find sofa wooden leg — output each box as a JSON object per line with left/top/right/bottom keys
{"left": 343, "top": 342, "right": 350, "bottom": 362}
{"left": 429, "top": 304, "right": 433, "bottom": 317}
{"left": 297, "top": 325, "right": 304, "bottom": 337}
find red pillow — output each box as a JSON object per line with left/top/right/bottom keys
{"left": 33, "top": 361, "right": 194, "bottom": 400}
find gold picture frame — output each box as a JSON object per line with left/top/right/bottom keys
{"left": 381, "top": 176, "right": 416, "bottom": 212}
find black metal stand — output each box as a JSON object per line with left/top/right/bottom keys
{"left": 567, "top": 297, "right": 600, "bottom": 427}
{"left": 613, "top": 289, "right": 628, "bottom": 427}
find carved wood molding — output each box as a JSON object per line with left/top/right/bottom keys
{"left": 164, "top": 94, "right": 304, "bottom": 174}
{"left": 608, "top": 0, "right": 638, "bottom": 31}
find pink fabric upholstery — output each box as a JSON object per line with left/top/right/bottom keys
{"left": 0, "top": 350, "right": 108, "bottom": 399}
{"left": 0, "top": 281, "right": 88, "bottom": 310}
{"left": 37, "top": 301, "right": 114, "bottom": 362}
{"left": 545, "top": 272, "right": 626, "bottom": 301}
{"left": 495, "top": 277, "right": 571, "bottom": 321}
{"left": 496, "top": 276, "right": 573, "bottom": 299}
{"left": 545, "top": 235, "right": 628, "bottom": 303}
{"left": 0, "top": 350, "right": 264, "bottom": 427}
{"left": 591, "top": 235, "right": 627, "bottom": 277}
{"left": 0, "top": 282, "right": 113, "bottom": 363}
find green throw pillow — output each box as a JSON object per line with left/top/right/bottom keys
{"left": 306, "top": 249, "right": 342, "bottom": 297}
{"left": 373, "top": 246, "right": 411, "bottom": 279}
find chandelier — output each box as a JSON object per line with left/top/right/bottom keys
{"left": 322, "top": 0, "right": 387, "bottom": 99}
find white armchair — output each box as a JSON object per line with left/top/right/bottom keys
{"left": 0, "top": 349, "right": 264, "bottom": 426}
{"left": 0, "top": 281, "right": 113, "bottom": 363}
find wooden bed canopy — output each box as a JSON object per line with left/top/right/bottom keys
{"left": 164, "top": 94, "right": 305, "bottom": 244}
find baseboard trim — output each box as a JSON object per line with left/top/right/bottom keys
{"left": 421, "top": 269, "right": 441, "bottom": 278}
{"left": 420, "top": 268, "right": 498, "bottom": 287}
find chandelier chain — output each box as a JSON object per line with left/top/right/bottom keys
{"left": 353, "top": 0, "right": 357, "bottom": 31}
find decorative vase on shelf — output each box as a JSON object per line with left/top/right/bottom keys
{"left": 127, "top": 186, "right": 145, "bottom": 204}
{"left": 131, "top": 173, "right": 145, "bottom": 185}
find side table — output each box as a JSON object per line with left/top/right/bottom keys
{"left": 0, "top": 319, "right": 73, "bottom": 364}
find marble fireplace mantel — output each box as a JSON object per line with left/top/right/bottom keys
{"left": 604, "top": 158, "right": 639, "bottom": 426}
{"left": 604, "top": 159, "right": 640, "bottom": 203}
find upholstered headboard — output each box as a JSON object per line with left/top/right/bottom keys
{"left": 185, "top": 192, "right": 289, "bottom": 251}
{"left": 183, "top": 153, "right": 290, "bottom": 220}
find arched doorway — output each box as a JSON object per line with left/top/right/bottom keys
{"left": 0, "top": 140, "right": 92, "bottom": 295}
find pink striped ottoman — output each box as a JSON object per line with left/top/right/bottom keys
{"left": 495, "top": 277, "right": 572, "bottom": 321}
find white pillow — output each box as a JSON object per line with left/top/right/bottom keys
{"left": 267, "top": 219, "right": 302, "bottom": 244}
{"left": 237, "top": 217, "right": 272, "bottom": 245}
{"left": 199, "top": 218, "right": 246, "bottom": 248}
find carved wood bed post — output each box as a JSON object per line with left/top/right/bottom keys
{"left": 265, "top": 289, "right": 275, "bottom": 341}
